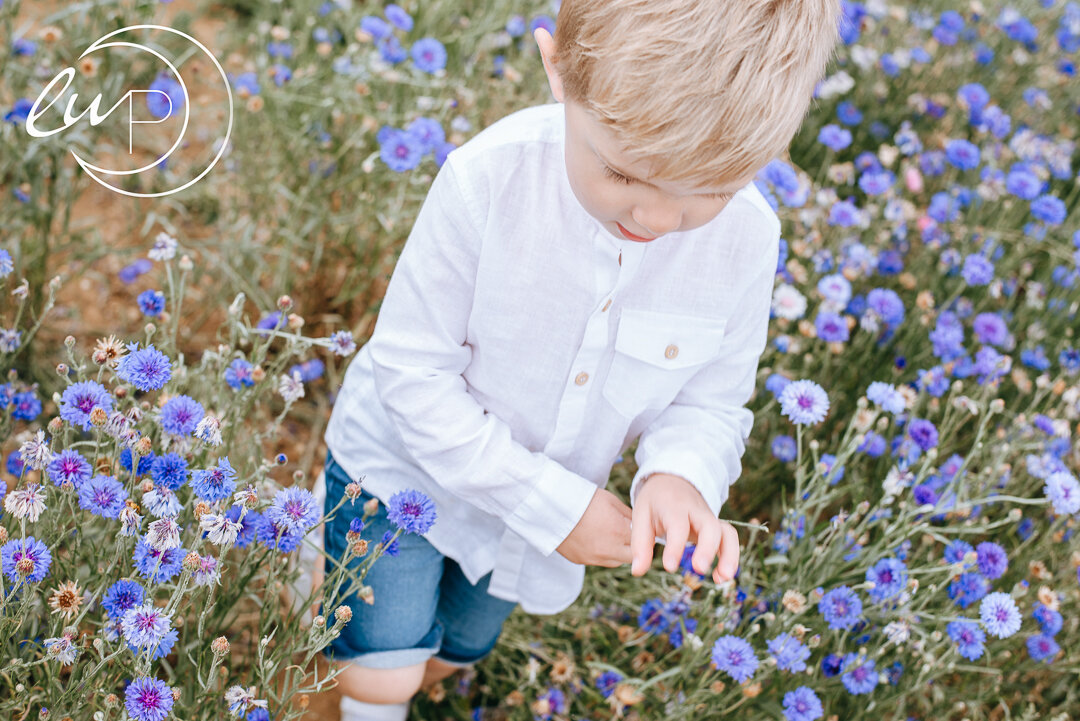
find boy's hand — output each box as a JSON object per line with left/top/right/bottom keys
{"left": 555, "top": 488, "right": 634, "bottom": 568}
{"left": 630, "top": 473, "right": 739, "bottom": 585}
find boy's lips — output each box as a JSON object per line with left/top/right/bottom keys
{"left": 616, "top": 222, "right": 656, "bottom": 242}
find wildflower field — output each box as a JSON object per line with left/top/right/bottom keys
{"left": 1, "top": 0, "right": 1080, "bottom": 720}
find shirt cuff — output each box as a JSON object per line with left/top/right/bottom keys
{"left": 630, "top": 449, "right": 730, "bottom": 518}
{"left": 503, "top": 461, "right": 598, "bottom": 558}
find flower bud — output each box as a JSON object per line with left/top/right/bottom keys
{"left": 115, "top": 386, "right": 128, "bottom": 399}
{"left": 212, "top": 636, "right": 231, "bottom": 656}
{"left": 292, "top": 470, "right": 305, "bottom": 484}
{"left": 141, "top": 479, "right": 154, "bottom": 493}
{"left": 64, "top": 335, "right": 76, "bottom": 348}
{"left": 358, "top": 585, "right": 375, "bottom": 605}
{"left": 183, "top": 551, "right": 201, "bottom": 571}
{"left": 172, "top": 688, "right": 181, "bottom": 701}
{"left": 0, "top": 526, "right": 7, "bottom": 544}
{"left": 363, "top": 498, "right": 379, "bottom": 516}
{"left": 89, "top": 407, "right": 108, "bottom": 426}
{"left": 313, "top": 615, "right": 326, "bottom": 629}
{"left": 345, "top": 481, "right": 363, "bottom": 503}
{"left": 55, "top": 363, "right": 68, "bottom": 376}
{"left": 48, "top": 417, "right": 64, "bottom": 435}
{"left": 178, "top": 255, "right": 193, "bottom": 271}
{"left": 298, "top": 694, "right": 310, "bottom": 709}
{"left": 277, "top": 295, "right": 293, "bottom": 312}
{"left": 287, "top": 313, "right": 304, "bottom": 330}
{"left": 350, "top": 539, "right": 369, "bottom": 557}
{"left": 251, "top": 366, "right": 266, "bottom": 383}
{"left": 334, "top": 606, "right": 353, "bottom": 625}
{"left": 194, "top": 501, "right": 212, "bottom": 519}
{"left": 144, "top": 323, "right": 156, "bottom": 335}
{"left": 134, "top": 436, "right": 152, "bottom": 457}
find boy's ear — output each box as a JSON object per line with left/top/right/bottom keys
{"left": 533, "top": 27, "right": 565, "bottom": 103}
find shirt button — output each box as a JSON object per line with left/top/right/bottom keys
{"left": 575, "top": 372, "right": 589, "bottom": 385}
{"left": 601, "top": 299, "right": 612, "bottom": 312}
{"left": 664, "top": 344, "right": 679, "bottom": 359}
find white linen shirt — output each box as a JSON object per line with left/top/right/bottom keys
{"left": 324, "top": 103, "right": 781, "bottom": 615}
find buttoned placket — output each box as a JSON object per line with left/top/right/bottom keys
{"left": 487, "top": 235, "right": 646, "bottom": 601}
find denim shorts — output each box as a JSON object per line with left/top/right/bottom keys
{"left": 319, "top": 450, "right": 519, "bottom": 670}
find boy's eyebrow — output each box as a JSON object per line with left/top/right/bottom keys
{"left": 591, "top": 145, "right": 742, "bottom": 196}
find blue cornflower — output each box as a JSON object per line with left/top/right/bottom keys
{"left": 1, "top": 536, "right": 52, "bottom": 583}
{"left": 961, "top": 254, "right": 994, "bottom": 285}
{"left": 1005, "top": 169, "right": 1041, "bottom": 199}
{"left": 116, "top": 343, "right": 172, "bottom": 392}
{"left": 119, "top": 258, "right": 153, "bottom": 284}
{"left": 857, "top": 431, "right": 886, "bottom": 457}
{"left": 815, "top": 311, "right": 849, "bottom": 343}
{"left": 269, "top": 63, "right": 292, "bottom": 86}
{"left": 907, "top": 418, "right": 939, "bottom": 451}
{"left": 47, "top": 449, "right": 92, "bottom": 488}
{"left": 191, "top": 457, "right": 237, "bottom": 503}
{"left": 159, "top": 395, "right": 204, "bottom": 436}
{"left": 255, "top": 312, "right": 286, "bottom": 335}
{"left": 225, "top": 506, "right": 260, "bottom": 548}
{"left": 980, "top": 592, "right": 1022, "bottom": 638}
{"left": 288, "top": 358, "right": 325, "bottom": 382}
{"left": 944, "top": 139, "right": 980, "bottom": 171}
{"left": 1027, "top": 633, "right": 1060, "bottom": 664}
{"left": 529, "top": 15, "right": 556, "bottom": 35}
{"left": 360, "top": 15, "right": 392, "bottom": 39}
{"left": 119, "top": 447, "right": 156, "bottom": 478}
{"left": 946, "top": 619, "right": 986, "bottom": 661}
{"left": 247, "top": 710, "right": 271, "bottom": 721}
{"left": 866, "top": 557, "right": 908, "bottom": 603}
{"left": 137, "top": 290, "right": 165, "bottom": 317}
{"left": 782, "top": 686, "right": 823, "bottom": 721}
{"left": 386, "top": 489, "right": 436, "bottom": 535}
{"left": 379, "top": 529, "right": 400, "bottom": 556}
{"left": 710, "top": 635, "right": 758, "bottom": 683}
{"left": 233, "top": 72, "right": 260, "bottom": 96}
{"left": 150, "top": 453, "right": 189, "bottom": 491}
{"left": 1060, "top": 348, "right": 1080, "bottom": 375}
{"left": 380, "top": 128, "right": 423, "bottom": 172}
{"left": 771, "top": 435, "right": 797, "bottom": 462}
{"left": 1033, "top": 602, "right": 1063, "bottom": 636}
{"left": 505, "top": 15, "right": 527, "bottom": 37}
{"left": 224, "top": 358, "right": 255, "bottom": 389}
{"left": 102, "top": 579, "right": 146, "bottom": 621}
{"left": 146, "top": 74, "right": 184, "bottom": 119}
{"left": 930, "top": 311, "right": 965, "bottom": 361}
{"left": 944, "top": 539, "right": 974, "bottom": 566}
{"left": 256, "top": 514, "right": 304, "bottom": 553}
{"left": 348, "top": 517, "right": 365, "bottom": 534}
{"left": 819, "top": 586, "right": 862, "bottom": 630}
{"left": 973, "top": 312, "right": 1009, "bottom": 347}
{"left": 836, "top": 101, "right": 862, "bottom": 125}
{"left": 778, "top": 380, "right": 830, "bottom": 425}
{"left": 78, "top": 475, "right": 128, "bottom": 519}
{"left": 384, "top": 3, "right": 413, "bottom": 31}
{"left": 6, "top": 449, "right": 23, "bottom": 476}
{"left": 638, "top": 598, "right": 671, "bottom": 634}
{"left": 820, "top": 453, "right": 845, "bottom": 485}
{"left": 125, "top": 677, "right": 174, "bottom": 721}
{"left": 975, "top": 541, "right": 1008, "bottom": 580}
{"left": 377, "top": 35, "right": 407, "bottom": 64}
{"left": 594, "top": 670, "right": 623, "bottom": 699}
{"left": 133, "top": 538, "right": 185, "bottom": 583}
{"left": 765, "top": 373, "right": 792, "bottom": 397}
{"left": 866, "top": 381, "right": 905, "bottom": 414}
{"left": 767, "top": 633, "right": 810, "bottom": 673}
{"left": 411, "top": 38, "right": 446, "bottom": 73}
{"left": 957, "top": 82, "right": 990, "bottom": 110}
{"left": 406, "top": 117, "right": 445, "bottom": 156}
{"left": 1043, "top": 472, "right": 1080, "bottom": 515}
{"left": 266, "top": 487, "right": 321, "bottom": 534}
{"left": 827, "top": 199, "right": 861, "bottom": 227}
{"left": 818, "top": 124, "right": 852, "bottom": 151}
{"left": 949, "top": 572, "right": 989, "bottom": 608}
{"left": 12, "top": 390, "right": 43, "bottom": 421}
{"left": 59, "top": 380, "right": 113, "bottom": 430}
{"left": 840, "top": 653, "right": 878, "bottom": 695}
{"left": 821, "top": 652, "right": 843, "bottom": 677}
{"left": 0, "top": 249, "right": 13, "bottom": 276}
{"left": 1031, "top": 194, "right": 1066, "bottom": 225}
{"left": 817, "top": 273, "right": 852, "bottom": 305}
{"left": 121, "top": 602, "right": 172, "bottom": 651}
{"left": 858, "top": 170, "right": 894, "bottom": 196}
{"left": 537, "top": 687, "right": 566, "bottom": 717}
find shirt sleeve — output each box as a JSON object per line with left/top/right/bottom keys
{"left": 627, "top": 223, "right": 781, "bottom": 519}
{"left": 366, "top": 157, "right": 598, "bottom": 559}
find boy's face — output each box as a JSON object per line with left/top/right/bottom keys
{"left": 561, "top": 100, "right": 758, "bottom": 243}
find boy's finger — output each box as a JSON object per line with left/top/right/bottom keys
{"left": 661, "top": 514, "right": 690, "bottom": 573}
{"left": 630, "top": 504, "right": 654, "bottom": 576}
{"left": 716, "top": 522, "right": 741, "bottom": 581}
{"left": 691, "top": 514, "right": 721, "bottom": 576}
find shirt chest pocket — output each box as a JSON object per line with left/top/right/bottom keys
{"left": 602, "top": 309, "right": 727, "bottom": 419}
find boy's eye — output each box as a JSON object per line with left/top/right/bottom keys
{"left": 602, "top": 165, "right": 634, "bottom": 185}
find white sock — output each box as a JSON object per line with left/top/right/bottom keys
{"left": 339, "top": 695, "right": 410, "bottom": 721}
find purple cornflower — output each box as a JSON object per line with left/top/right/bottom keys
{"left": 980, "top": 592, "right": 1022, "bottom": 638}
{"left": 224, "top": 358, "right": 255, "bottom": 389}
{"left": 840, "top": 653, "right": 878, "bottom": 695}
{"left": 137, "top": 290, "right": 165, "bottom": 317}
{"left": 116, "top": 343, "right": 172, "bottom": 391}
{"left": 947, "top": 619, "right": 986, "bottom": 660}
{"left": 46, "top": 449, "right": 92, "bottom": 488}
{"left": 818, "top": 124, "right": 852, "bottom": 151}
{"left": 327, "top": 330, "right": 356, "bottom": 356}
{"left": 815, "top": 311, "right": 849, "bottom": 342}
{"left": 191, "top": 457, "right": 238, "bottom": 503}
{"left": 907, "top": 418, "right": 939, "bottom": 451}
{"left": 78, "top": 475, "right": 128, "bottom": 519}
{"left": 778, "top": 380, "right": 830, "bottom": 425}
{"left": 866, "top": 381, "right": 905, "bottom": 414}
{"left": 122, "top": 602, "right": 173, "bottom": 650}
{"left": 828, "top": 199, "right": 861, "bottom": 227}
{"left": 767, "top": 632, "right": 810, "bottom": 673}
{"left": 1033, "top": 602, "right": 1063, "bottom": 636}
{"left": 782, "top": 686, "right": 824, "bottom": 721}
{"left": 710, "top": 635, "right": 759, "bottom": 683}
{"left": 1043, "top": 471, "right": 1080, "bottom": 515}
{"left": 594, "top": 670, "right": 623, "bottom": 699}
{"left": 1, "top": 536, "right": 52, "bottom": 583}
{"left": 537, "top": 687, "right": 566, "bottom": 717}
{"left": 255, "top": 514, "right": 305, "bottom": 553}
{"left": 949, "top": 572, "right": 989, "bottom": 608}
{"left": 865, "top": 288, "right": 905, "bottom": 328}
{"left": 159, "top": 395, "right": 204, "bottom": 436}
{"left": 944, "top": 539, "right": 974, "bottom": 566}
{"left": 386, "top": 489, "right": 437, "bottom": 535}
{"left": 817, "top": 274, "right": 852, "bottom": 305}
{"left": 1027, "top": 633, "right": 1059, "bottom": 664}
{"left": 380, "top": 128, "right": 423, "bottom": 172}
{"left": 975, "top": 541, "right": 1008, "bottom": 580}
{"left": 961, "top": 254, "right": 994, "bottom": 285}
{"left": 411, "top": 38, "right": 446, "bottom": 73}
{"left": 638, "top": 598, "right": 672, "bottom": 634}
{"left": 102, "top": 579, "right": 146, "bottom": 621}
{"left": 973, "top": 312, "right": 1009, "bottom": 347}
{"left": 819, "top": 586, "right": 863, "bottom": 630}
{"left": 866, "top": 557, "right": 908, "bottom": 603}
{"left": 132, "top": 538, "right": 185, "bottom": 584}
{"left": 125, "top": 677, "right": 174, "bottom": 721}
{"left": 266, "top": 487, "right": 321, "bottom": 534}
{"left": 59, "top": 380, "right": 113, "bottom": 431}
{"left": 150, "top": 453, "right": 189, "bottom": 491}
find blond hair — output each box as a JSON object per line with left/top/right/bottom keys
{"left": 553, "top": 0, "right": 842, "bottom": 186}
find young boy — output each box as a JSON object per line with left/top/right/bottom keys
{"left": 321, "top": 1, "right": 841, "bottom": 719}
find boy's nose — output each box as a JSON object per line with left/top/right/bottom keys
{"left": 631, "top": 203, "right": 682, "bottom": 237}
